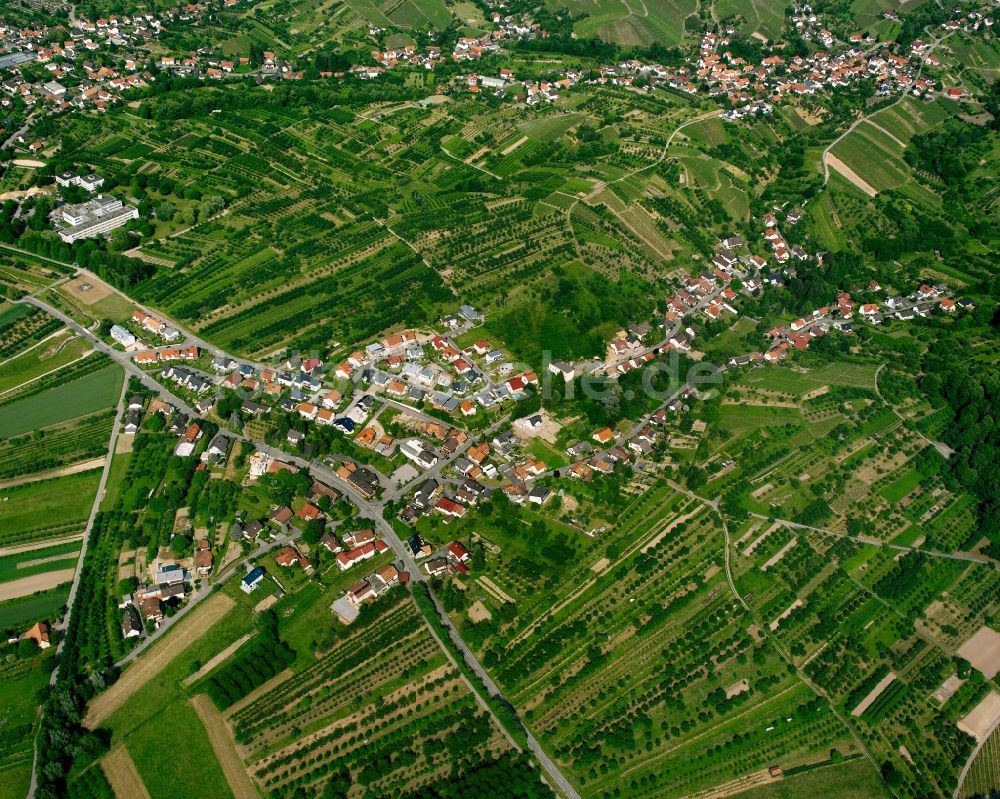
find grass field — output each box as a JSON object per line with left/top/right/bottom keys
{"left": 879, "top": 468, "right": 922, "bottom": 503}
{"left": 739, "top": 362, "right": 879, "bottom": 394}
{"left": 0, "top": 583, "right": 70, "bottom": 629}
{"left": 732, "top": 758, "right": 890, "bottom": 799}
{"left": 0, "top": 539, "right": 81, "bottom": 583}
{"left": 90, "top": 596, "right": 255, "bottom": 799}
{"left": 0, "top": 469, "right": 102, "bottom": 548}
{"left": 0, "top": 331, "right": 89, "bottom": 396}
{"left": 85, "top": 592, "right": 237, "bottom": 728}
{"left": 0, "top": 363, "right": 122, "bottom": 438}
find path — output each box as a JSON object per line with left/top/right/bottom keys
{"left": 825, "top": 154, "right": 878, "bottom": 197}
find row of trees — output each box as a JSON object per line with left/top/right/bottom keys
{"left": 205, "top": 609, "right": 294, "bottom": 709}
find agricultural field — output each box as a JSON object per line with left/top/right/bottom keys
{"left": 730, "top": 516, "right": 1000, "bottom": 799}
{"left": 447, "top": 485, "right": 876, "bottom": 797}
{"left": 0, "top": 469, "right": 103, "bottom": 550}
{"left": 553, "top": 0, "right": 698, "bottom": 46}
{"left": 34, "top": 77, "right": 771, "bottom": 366}
{"left": 228, "top": 598, "right": 518, "bottom": 796}
{"left": 0, "top": 650, "right": 55, "bottom": 799}
{"left": 0, "top": 357, "right": 122, "bottom": 438}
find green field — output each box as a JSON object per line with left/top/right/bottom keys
{"left": 0, "top": 364, "right": 122, "bottom": 438}
{"left": 0, "top": 539, "right": 81, "bottom": 584}
{"left": 99, "top": 600, "right": 255, "bottom": 799}
{"left": 0, "top": 332, "right": 90, "bottom": 396}
{"left": 0, "top": 584, "right": 70, "bottom": 629}
{"left": 0, "top": 469, "right": 102, "bottom": 548}
{"left": 739, "top": 362, "right": 879, "bottom": 394}
{"left": 879, "top": 468, "right": 922, "bottom": 503}
{"left": 555, "top": 0, "right": 696, "bottom": 45}
{"left": 733, "top": 758, "right": 890, "bottom": 799}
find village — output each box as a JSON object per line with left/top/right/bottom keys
{"left": 1, "top": 0, "right": 991, "bottom": 156}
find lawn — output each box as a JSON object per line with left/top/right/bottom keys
{"left": 0, "top": 469, "right": 102, "bottom": 548}
{"left": 879, "top": 468, "right": 922, "bottom": 503}
{"left": 0, "top": 363, "right": 122, "bottom": 438}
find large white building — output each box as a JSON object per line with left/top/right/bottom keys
{"left": 57, "top": 194, "right": 138, "bottom": 244}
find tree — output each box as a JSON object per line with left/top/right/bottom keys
{"left": 155, "top": 201, "right": 175, "bottom": 221}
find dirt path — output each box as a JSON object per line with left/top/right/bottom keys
{"left": 191, "top": 694, "right": 260, "bottom": 799}
{"left": 824, "top": 154, "right": 877, "bottom": 197}
{"left": 0, "top": 458, "right": 105, "bottom": 490}
{"left": 183, "top": 632, "right": 254, "bottom": 686}
{"left": 224, "top": 668, "right": 293, "bottom": 719}
{"left": 101, "top": 746, "right": 152, "bottom": 799}
{"left": 864, "top": 119, "right": 906, "bottom": 148}
{"left": 0, "top": 568, "right": 75, "bottom": 601}
{"left": 16, "top": 551, "right": 78, "bottom": 569}
{"left": 84, "top": 592, "right": 236, "bottom": 728}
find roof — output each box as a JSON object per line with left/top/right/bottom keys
{"left": 242, "top": 566, "right": 265, "bottom": 585}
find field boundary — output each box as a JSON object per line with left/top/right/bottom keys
{"left": 101, "top": 745, "right": 152, "bottom": 799}
{"left": 191, "top": 694, "right": 261, "bottom": 799}
{"left": 84, "top": 592, "right": 236, "bottom": 728}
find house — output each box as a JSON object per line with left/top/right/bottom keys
{"left": 122, "top": 605, "right": 143, "bottom": 638}
{"left": 424, "top": 557, "right": 450, "bottom": 576}
{"left": 548, "top": 360, "right": 575, "bottom": 381}
{"left": 448, "top": 541, "right": 470, "bottom": 562}
{"left": 320, "top": 532, "right": 341, "bottom": 554}
{"left": 592, "top": 427, "right": 615, "bottom": 445}
{"left": 336, "top": 543, "right": 377, "bottom": 570}
{"left": 21, "top": 621, "right": 51, "bottom": 649}
{"left": 269, "top": 506, "right": 294, "bottom": 532}
{"left": 241, "top": 566, "right": 266, "bottom": 593}
{"left": 194, "top": 546, "right": 213, "bottom": 576}
{"left": 275, "top": 546, "right": 309, "bottom": 569}
{"left": 201, "top": 433, "right": 229, "bottom": 464}
{"left": 124, "top": 408, "right": 141, "bottom": 435}
{"left": 529, "top": 485, "right": 551, "bottom": 505}
{"left": 434, "top": 497, "right": 467, "bottom": 520}
{"left": 110, "top": 324, "right": 136, "bottom": 347}
{"left": 174, "top": 423, "right": 202, "bottom": 457}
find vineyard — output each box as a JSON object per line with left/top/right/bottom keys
{"left": 36, "top": 79, "right": 773, "bottom": 366}
{"left": 226, "top": 597, "right": 516, "bottom": 796}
